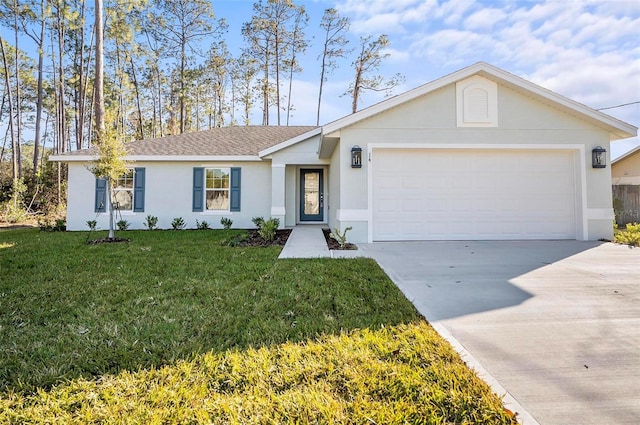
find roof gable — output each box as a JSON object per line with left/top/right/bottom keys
{"left": 322, "top": 62, "right": 637, "bottom": 141}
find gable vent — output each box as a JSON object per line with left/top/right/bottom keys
{"left": 465, "top": 87, "right": 489, "bottom": 122}
{"left": 456, "top": 75, "right": 498, "bottom": 127}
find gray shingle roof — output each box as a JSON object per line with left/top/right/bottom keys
{"left": 63, "top": 126, "right": 319, "bottom": 157}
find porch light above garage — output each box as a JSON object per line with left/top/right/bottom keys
{"left": 592, "top": 146, "right": 607, "bottom": 168}
{"left": 351, "top": 145, "right": 362, "bottom": 168}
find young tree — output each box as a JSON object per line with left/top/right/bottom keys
{"left": 91, "top": 0, "right": 127, "bottom": 239}
{"left": 317, "top": 8, "right": 349, "bottom": 125}
{"left": 347, "top": 35, "right": 403, "bottom": 113}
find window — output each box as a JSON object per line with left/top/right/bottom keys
{"left": 113, "top": 169, "right": 135, "bottom": 211}
{"left": 205, "top": 168, "right": 230, "bottom": 210}
{"left": 192, "top": 167, "right": 240, "bottom": 212}
{"left": 95, "top": 167, "right": 145, "bottom": 213}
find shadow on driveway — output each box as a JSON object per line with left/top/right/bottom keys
{"left": 356, "top": 240, "right": 600, "bottom": 321}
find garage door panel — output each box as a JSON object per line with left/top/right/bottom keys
{"left": 372, "top": 149, "right": 576, "bottom": 241}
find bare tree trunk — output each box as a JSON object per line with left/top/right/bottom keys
{"left": 56, "top": 2, "right": 67, "bottom": 153}
{"left": 129, "top": 55, "right": 144, "bottom": 140}
{"left": 156, "top": 66, "right": 163, "bottom": 137}
{"left": 0, "top": 36, "right": 17, "bottom": 180}
{"left": 13, "top": 0, "right": 22, "bottom": 179}
{"left": 33, "top": 1, "right": 45, "bottom": 173}
{"left": 75, "top": 0, "right": 87, "bottom": 150}
{"left": 179, "top": 39, "right": 186, "bottom": 133}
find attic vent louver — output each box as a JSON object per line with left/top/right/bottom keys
{"left": 456, "top": 75, "right": 498, "bottom": 127}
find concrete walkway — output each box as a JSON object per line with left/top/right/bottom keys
{"left": 278, "top": 225, "right": 330, "bottom": 258}
{"left": 356, "top": 241, "right": 640, "bottom": 425}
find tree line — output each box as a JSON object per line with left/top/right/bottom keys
{"left": 0, "top": 0, "right": 403, "bottom": 217}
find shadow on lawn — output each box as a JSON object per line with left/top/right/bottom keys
{"left": 0, "top": 229, "right": 421, "bottom": 394}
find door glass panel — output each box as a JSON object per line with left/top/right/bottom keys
{"left": 304, "top": 172, "right": 320, "bottom": 215}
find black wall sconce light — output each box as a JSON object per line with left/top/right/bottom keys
{"left": 592, "top": 146, "right": 606, "bottom": 168}
{"left": 351, "top": 145, "right": 362, "bottom": 168}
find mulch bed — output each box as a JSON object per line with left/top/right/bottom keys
{"left": 322, "top": 228, "right": 357, "bottom": 250}
{"left": 235, "top": 229, "right": 292, "bottom": 247}
{"left": 87, "top": 237, "right": 131, "bottom": 245}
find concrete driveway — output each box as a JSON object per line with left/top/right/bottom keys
{"left": 352, "top": 241, "right": 640, "bottom": 425}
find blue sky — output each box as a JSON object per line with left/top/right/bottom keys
{"left": 216, "top": 0, "right": 640, "bottom": 159}
{"left": 2, "top": 0, "right": 638, "bottom": 158}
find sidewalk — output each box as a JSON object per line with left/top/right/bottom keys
{"left": 278, "top": 225, "right": 330, "bottom": 258}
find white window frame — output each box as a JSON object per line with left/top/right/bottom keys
{"left": 205, "top": 167, "right": 230, "bottom": 211}
{"left": 112, "top": 168, "right": 135, "bottom": 212}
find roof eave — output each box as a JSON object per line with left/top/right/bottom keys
{"left": 49, "top": 155, "right": 264, "bottom": 162}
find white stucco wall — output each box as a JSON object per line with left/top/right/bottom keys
{"left": 270, "top": 135, "right": 330, "bottom": 226}
{"left": 333, "top": 81, "right": 616, "bottom": 242}
{"left": 66, "top": 161, "right": 272, "bottom": 231}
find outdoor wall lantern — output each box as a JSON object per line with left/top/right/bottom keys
{"left": 351, "top": 145, "right": 362, "bottom": 168}
{"left": 592, "top": 146, "right": 607, "bottom": 169}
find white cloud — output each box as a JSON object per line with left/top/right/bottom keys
{"left": 463, "top": 8, "right": 507, "bottom": 31}
{"left": 336, "top": 0, "right": 436, "bottom": 34}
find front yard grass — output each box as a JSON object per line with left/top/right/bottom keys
{"left": 0, "top": 229, "right": 516, "bottom": 424}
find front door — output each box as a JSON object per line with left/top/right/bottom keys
{"left": 300, "top": 169, "right": 324, "bottom": 221}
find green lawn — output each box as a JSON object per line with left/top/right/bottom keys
{"left": 0, "top": 228, "right": 516, "bottom": 424}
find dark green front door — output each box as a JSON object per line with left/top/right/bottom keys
{"left": 300, "top": 169, "right": 323, "bottom": 221}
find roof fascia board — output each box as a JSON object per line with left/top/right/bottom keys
{"left": 258, "top": 127, "right": 322, "bottom": 157}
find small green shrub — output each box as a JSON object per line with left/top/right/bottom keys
{"left": 116, "top": 220, "right": 130, "bottom": 231}
{"left": 196, "top": 220, "right": 210, "bottom": 230}
{"left": 614, "top": 222, "right": 640, "bottom": 247}
{"left": 258, "top": 217, "right": 280, "bottom": 242}
{"left": 38, "top": 217, "right": 66, "bottom": 232}
{"left": 3, "top": 202, "right": 28, "bottom": 223}
{"left": 329, "top": 226, "right": 353, "bottom": 249}
{"left": 220, "top": 217, "right": 233, "bottom": 229}
{"left": 86, "top": 220, "right": 97, "bottom": 231}
{"left": 251, "top": 216, "right": 264, "bottom": 228}
{"left": 144, "top": 215, "right": 158, "bottom": 230}
{"left": 171, "top": 217, "right": 186, "bottom": 230}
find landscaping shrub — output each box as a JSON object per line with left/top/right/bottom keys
{"left": 614, "top": 222, "right": 640, "bottom": 247}
{"left": 144, "top": 215, "right": 158, "bottom": 230}
{"left": 196, "top": 220, "right": 211, "bottom": 230}
{"left": 116, "top": 220, "right": 130, "bottom": 231}
{"left": 329, "top": 226, "right": 352, "bottom": 249}
{"left": 258, "top": 217, "right": 280, "bottom": 242}
{"left": 171, "top": 217, "right": 186, "bottom": 230}
{"left": 220, "top": 217, "right": 233, "bottom": 229}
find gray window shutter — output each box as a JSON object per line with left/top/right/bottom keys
{"left": 230, "top": 167, "right": 241, "bottom": 212}
{"left": 95, "top": 178, "right": 107, "bottom": 212}
{"left": 133, "top": 167, "right": 145, "bottom": 212}
{"left": 192, "top": 167, "right": 204, "bottom": 212}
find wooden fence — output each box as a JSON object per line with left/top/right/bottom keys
{"left": 613, "top": 185, "right": 640, "bottom": 226}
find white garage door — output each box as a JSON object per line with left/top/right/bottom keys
{"left": 372, "top": 149, "right": 577, "bottom": 241}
